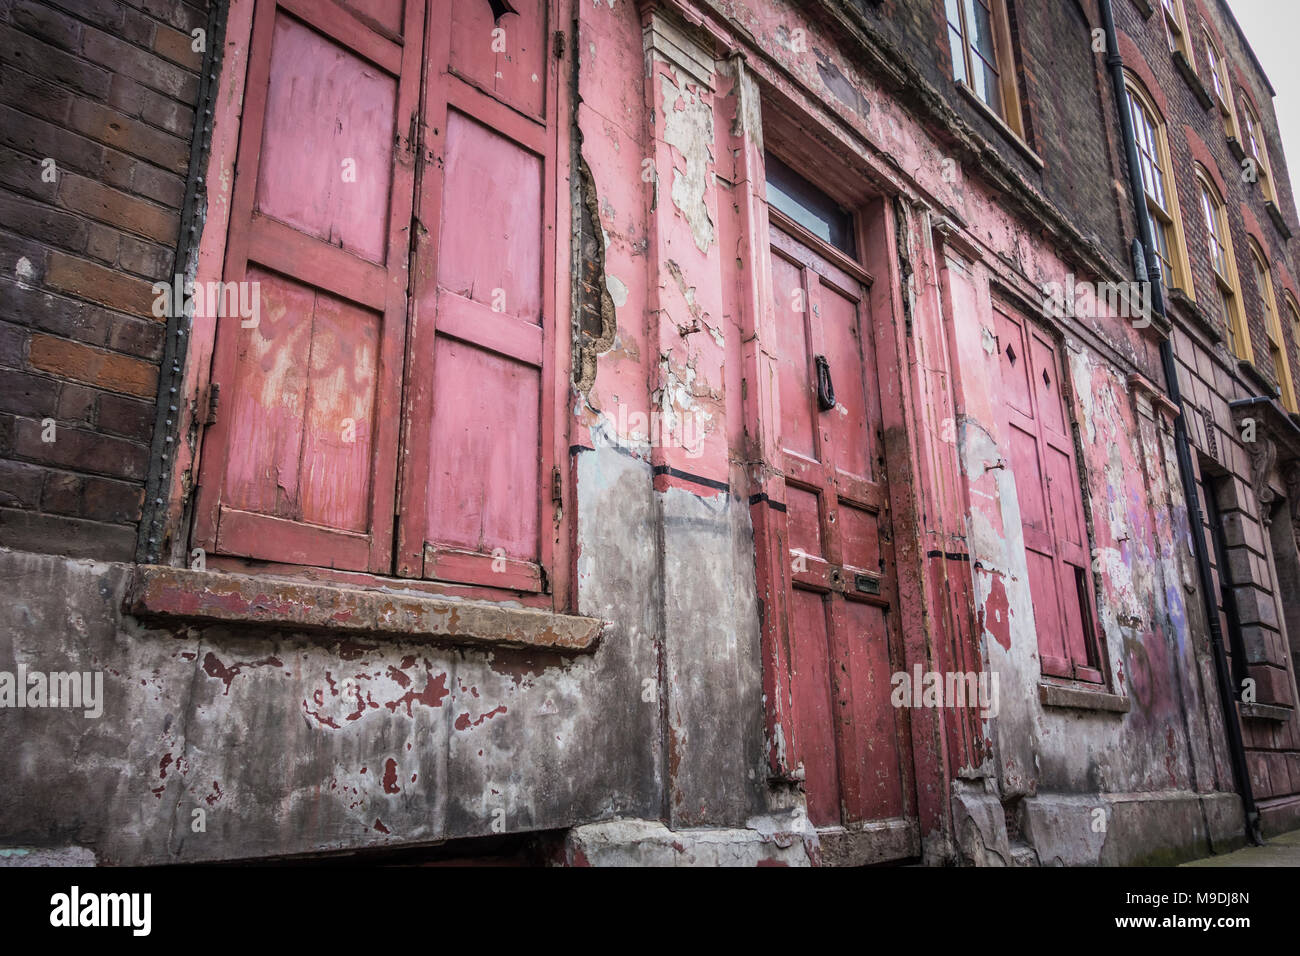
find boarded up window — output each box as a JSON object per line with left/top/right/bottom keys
{"left": 994, "top": 306, "right": 1104, "bottom": 683}
{"left": 193, "top": 0, "right": 562, "bottom": 596}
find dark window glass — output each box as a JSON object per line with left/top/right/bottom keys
{"left": 764, "top": 152, "right": 856, "bottom": 257}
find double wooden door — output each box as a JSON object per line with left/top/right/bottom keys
{"left": 194, "top": 0, "right": 562, "bottom": 596}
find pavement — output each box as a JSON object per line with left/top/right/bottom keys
{"left": 1181, "top": 827, "right": 1300, "bottom": 866}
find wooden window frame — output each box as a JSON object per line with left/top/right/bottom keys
{"left": 1196, "top": 168, "right": 1252, "bottom": 363}
{"left": 1251, "top": 243, "right": 1298, "bottom": 413}
{"left": 1160, "top": 0, "right": 1194, "bottom": 66}
{"left": 1202, "top": 30, "right": 1241, "bottom": 140}
{"left": 1238, "top": 95, "right": 1277, "bottom": 204}
{"left": 1125, "top": 77, "right": 1193, "bottom": 297}
{"left": 1286, "top": 293, "right": 1300, "bottom": 412}
{"left": 944, "top": 0, "right": 1025, "bottom": 138}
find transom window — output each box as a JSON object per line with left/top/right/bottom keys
{"left": 944, "top": 0, "right": 1024, "bottom": 136}
{"left": 764, "top": 152, "right": 856, "bottom": 257}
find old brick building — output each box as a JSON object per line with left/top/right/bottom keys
{"left": 0, "top": 0, "right": 1296, "bottom": 865}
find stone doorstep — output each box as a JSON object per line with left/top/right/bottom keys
{"left": 126, "top": 565, "right": 606, "bottom": 652}
{"left": 562, "top": 816, "right": 918, "bottom": 866}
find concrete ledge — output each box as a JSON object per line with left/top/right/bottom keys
{"left": 1024, "top": 790, "right": 1244, "bottom": 866}
{"left": 127, "top": 566, "right": 605, "bottom": 652}
{"left": 1039, "top": 682, "right": 1130, "bottom": 713}
{"left": 0, "top": 846, "right": 97, "bottom": 867}
{"left": 1258, "top": 794, "right": 1300, "bottom": 838}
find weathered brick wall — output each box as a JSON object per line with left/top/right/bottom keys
{"left": 0, "top": 0, "right": 204, "bottom": 560}
{"left": 847, "top": 0, "right": 1131, "bottom": 267}
{"left": 1111, "top": 0, "right": 1300, "bottom": 826}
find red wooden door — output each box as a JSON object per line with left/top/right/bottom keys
{"left": 395, "top": 0, "right": 560, "bottom": 594}
{"left": 769, "top": 218, "right": 915, "bottom": 829}
{"left": 193, "top": 0, "right": 425, "bottom": 571}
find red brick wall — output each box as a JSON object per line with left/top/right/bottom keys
{"left": 0, "top": 0, "right": 204, "bottom": 559}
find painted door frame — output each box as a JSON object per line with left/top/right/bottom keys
{"left": 729, "top": 79, "right": 937, "bottom": 856}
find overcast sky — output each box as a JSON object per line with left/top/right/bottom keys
{"left": 1227, "top": 0, "right": 1300, "bottom": 204}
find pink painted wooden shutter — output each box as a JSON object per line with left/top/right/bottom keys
{"left": 396, "top": 0, "right": 560, "bottom": 594}
{"left": 995, "top": 306, "right": 1103, "bottom": 682}
{"left": 193, "top": 0, "right": 425, "bottom": 572}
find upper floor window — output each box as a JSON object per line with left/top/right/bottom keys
{"left": 1238, "top": 96, "right": 1277, "bottom": 203}
{"left": 945, "top": 0, "right": 1024, "bottom": 136}
{"left": 1126, "top": 78, "right": 1191, "bottom": 293}
{"left": 1197, "top": 169, "right": 1252, "bottom": 361}
{"left": 1161, "top": 0, "right": 1194, "bottom": 64}
{"left": 1250, "top": 243, "right": 1298, "bottom": 413}
{"left": 1286, "top": 293, "right": 1300, "bottom": 410}
{"left": 1203, "top": 31, "right": 1240, "bottom": 139}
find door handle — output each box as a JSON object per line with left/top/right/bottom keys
{"left": 815, "top": 354, "right": 835, "bottom": 411}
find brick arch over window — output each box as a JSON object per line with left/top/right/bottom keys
{"left": 1239, "top": 202, "right": 1274, "bottom": 265}
{"left": 1181, "top": 124, "right": 1229, "bottom": 199}
{"left": 1277, "top": 259, "right": 1299, "bottom": 307}
{"left": 1193, "top": 1, "right": 1231, "bottom": 63}
{"left": 1233, "top": 73, "right": 1265, "bottom": 122}
{"left": 1117, "top": 31, "right": 1169, "bottom": 118}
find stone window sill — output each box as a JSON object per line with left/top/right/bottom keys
{"left": 1239, "top": 701, "right": 1294, "bottom": 722}
{"left": 1040, "top": 681, "right": 1130, "bottom": 713}
{"left": 955, "top": 81, "right": 1045, "bottom": 170}
{"left": 1173, "top": 51, "right": 1213, "bottom": 110}
{"left": 1264, "top": 201, "right": 1293, "bottom": 240}
{"left": 127, "top": 566, "right": 605, "bottom": 652}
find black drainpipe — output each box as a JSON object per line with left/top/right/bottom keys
{"left": 137, "top": 0, "right": 228, "bottom": 565}
{"left": 1098, "top": 0, "right": 1262, "bottom": 845}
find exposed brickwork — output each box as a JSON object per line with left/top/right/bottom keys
{"left": 1114, "top": 0, "right": 1300, "bottom": 822}
{"left": 0, "top": 0, "right": 202, "bottom": 560}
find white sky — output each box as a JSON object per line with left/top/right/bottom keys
{"left": 1227, "top": 0, "right": 1300, "bottom": 205}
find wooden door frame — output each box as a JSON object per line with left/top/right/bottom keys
{"left": 735, "top": 98, "right": 933, "bottom": 851}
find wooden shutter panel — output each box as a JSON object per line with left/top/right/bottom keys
{"left": 396, "top": 0, "right": 559, "bottom": 593}
{"left": 995, "top": 307, "right": 1102, "bottom": 682}
{"left": 193, "top": 0, "right": 425, "bottom": 572}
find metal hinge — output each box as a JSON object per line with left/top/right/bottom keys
{"left": 553, "top": 29, "right": 565, "bottom": 59}
{"left": 551, "top": 465, "right": 562, "bottom": 503}
{"left": 204, "top": 382, "right": 220, "bottom": 426}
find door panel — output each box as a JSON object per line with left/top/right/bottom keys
{"left": 253, "top": 14, "right": 396, "bottom": 264}
{"left": 768, "top": 218, "right": 914, "bottom": 836}
{"left": 790, "top": 588, "right": 842, "bottom": 827}
{"left": 397, "top": 0, "right": 558, "bottom": 591}
{"left": 193, "top": 0, "right": 425, "bottom": 571}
